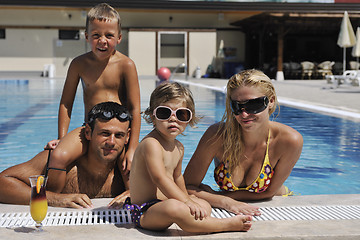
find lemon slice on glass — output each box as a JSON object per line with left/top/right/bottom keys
{"left": 36, "top": 176, "right": 45, "bottom": 194}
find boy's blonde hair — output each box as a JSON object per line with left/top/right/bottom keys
{"left": 86, "top": 3, "right": 121, "bottom": 35}
{"left": 144, "top": 82, "right": 199, "bottom": 127}
{"left": 220, "top": 69, "right": 279, "bottom": 172}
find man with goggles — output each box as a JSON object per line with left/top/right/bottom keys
{"left": 88, "top": 102, "right": 132, "bottom": 130}
{"left": 0, "top": 102, "right": 132, "bottom": 209}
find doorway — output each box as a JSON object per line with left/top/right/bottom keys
{"left": 157, "top": 31, "right": 188, "bottom": 76}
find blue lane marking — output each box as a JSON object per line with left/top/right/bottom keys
{"left": 0, "top": 102, "right": 48, "bottom": 144}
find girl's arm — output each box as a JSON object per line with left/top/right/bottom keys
{"left": 145, "top": 139, "right": 207, "bottom": 219}
{"left": 122, "top": 59, "right": 141, "bottom": 174}
{"left": 144, "top": 139, "right": 190, "bottom": 203}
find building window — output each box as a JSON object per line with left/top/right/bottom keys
{"left": 59, "top": 30, "right": 79, "bottom": 40}
{"left": 0, "top": 29, "right": 5, "bottom": 39}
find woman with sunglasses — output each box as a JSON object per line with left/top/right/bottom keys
{"left": 184, "top": 69, "right": 303, "bottom": 216}
{"left": 124, "top": 82, "right": 253, "bottom": 233}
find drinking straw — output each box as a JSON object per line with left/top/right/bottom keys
{"left": 44, "top": 149, "right": 52, "bottom": 179}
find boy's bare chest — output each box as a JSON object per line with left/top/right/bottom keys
{"left": 81, "top": 67, "right": 123, "bottom": 90}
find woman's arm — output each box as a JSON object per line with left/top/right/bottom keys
{"left": 184, "top": 123, "right": 221, "bottom": 188}
{"left": 184, "top": 124, "right": 222, "bottom": 195}
{"left": 184, "top": 123, "right": 261, "bottom": 215}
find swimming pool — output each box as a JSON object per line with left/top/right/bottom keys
{"left": 0, "top": 77, "right": 359, "bottom": 195}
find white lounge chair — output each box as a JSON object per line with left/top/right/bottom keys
{"left": 326, "top": 70, "right": 360, "bottom": 87}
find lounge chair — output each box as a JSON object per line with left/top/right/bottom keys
{"left": 325, "top": 70, "right": 360, "bottom": 87}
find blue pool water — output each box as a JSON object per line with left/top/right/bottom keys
{"left": 0, "top": 78, "right": 359, "bottom": 195}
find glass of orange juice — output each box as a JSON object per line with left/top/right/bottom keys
{"left": 29, "top": 175, "right": 48, "bottom": 232}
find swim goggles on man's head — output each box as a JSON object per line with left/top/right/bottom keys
{"left": 88, "top": 110, "right": 131, "bottom": 125}
{"left": 153, "top": 106, "right": 192, "bottom": 123}
{"left": 230, "top": 96, "right": 269, "bottom": 115}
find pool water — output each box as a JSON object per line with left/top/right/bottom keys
{"left": 0, "top": 78, "right": 359, "bottom": 195}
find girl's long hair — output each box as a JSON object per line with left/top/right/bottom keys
{"left": 219, "top": 69, "right": 279, "bottom": 172}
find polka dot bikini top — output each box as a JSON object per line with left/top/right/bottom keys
{"left": 214, "top": 131, "right": 274, "bottom": 193}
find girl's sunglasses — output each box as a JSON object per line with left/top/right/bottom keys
{"left": 153, "top": 106, "right": 192, "bottom": 123}
{"left": 230, "top": 96, "right": 269, "bottom": 115}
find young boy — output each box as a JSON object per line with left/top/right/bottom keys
{"left": 124, "top": 82, "right": 252, "bottom": 233}
{"left": 48, "top": 3, "right": 140, "bottom": 176}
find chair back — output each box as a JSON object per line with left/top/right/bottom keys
{"left": 301, "top": 61, "right": 315, "bottom": 70}
{"left": 349, "top": 61, "right": 360, "bottom": 70}
{"left": 318, "top": 61, "right": 335, "bottom": 70}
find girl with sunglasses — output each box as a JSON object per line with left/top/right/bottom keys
{"left": 184, "top": 69, "right": 303, "bottom": 216}
{"left": 124, "top": 82, "right": 253, "bottom": 233}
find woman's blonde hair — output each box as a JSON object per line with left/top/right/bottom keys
{"left": 144, "top": 82, "right": 199, "bottom": 127}
{"left": 220, "top": 69, "right": 279, "bottom": 171}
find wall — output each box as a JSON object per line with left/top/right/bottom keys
{"left": 189, "top": 31, "right": 216, "bottom": 77}
{"left": 129, "top": 31, "right": 156, "bottom": 76}
{"left": 0, "top": 7, "right": 246, "bottom": 77}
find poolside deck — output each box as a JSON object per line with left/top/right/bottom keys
{"left": 1, "top": 194, "right": 359, "bottom": 239}
{"left": 1, "top": 76, "right": 359, "bottom": 239}
{"left": 171, "top": 77, "right": 360, "bottom": 121}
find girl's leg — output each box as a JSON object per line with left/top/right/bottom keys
{"left": 141, "top": 199, "right": 252, "bottom": 233}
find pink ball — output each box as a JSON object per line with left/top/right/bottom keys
{"left": 157, "top": 67, "right": 171, "bottom": 81}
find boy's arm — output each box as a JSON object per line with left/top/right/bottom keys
{"left": 122, "top": 59, "right": 141, "bottom": 173}
{"left": 58, "top": 59, "right": 81, "bottom": 139}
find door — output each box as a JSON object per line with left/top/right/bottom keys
{"left": 157, "top": 31, "right": 187, "bottom": 77}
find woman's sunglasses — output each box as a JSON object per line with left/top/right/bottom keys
{"left": 153, "top": 106, "right": 192, "bottom": 123}
{"left": 230, "top": 96, "right": 269, "bottom": 115}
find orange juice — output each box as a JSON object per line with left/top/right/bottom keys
{"left": 30, "top": 186, "right": 48, "bottom": 223}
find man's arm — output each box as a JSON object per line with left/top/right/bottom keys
{"left": 0, "top": 150, "right": 93, "bottom": 208}
{"left": 0, "top": 151, "right": 48, "bottom": 205}
{"left": 47, "top": 127, "right": 87, "bottom": 193}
